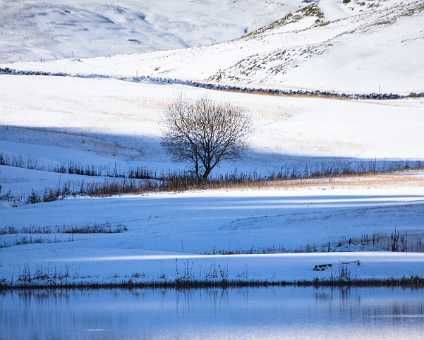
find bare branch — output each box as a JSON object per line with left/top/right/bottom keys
{"left": 162, "top": 97, "right": 251, "bottom": 181}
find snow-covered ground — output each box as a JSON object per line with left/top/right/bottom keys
{"left": 1, "top": 172, "right": 424, "bottom": 286}
{"left": 1, "top": 67, "right": 423, "bottom": 287}
{"left": 0, "top": 0, "right": 300, "bottom": 63}
{"left": 1, "top": 0, "right": 423, "bottom": 288}
{"left": 5, "top": 0, "right": 424, "bottom": 93}
{"left": 1, "top": 74, "right": 423, "bottom": 199}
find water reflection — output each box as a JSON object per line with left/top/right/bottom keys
{"left": 1, "top": 287, "right": 424, "bottom": 340}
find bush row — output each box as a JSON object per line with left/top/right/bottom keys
{"left": 8, "top": 158, "right": 424, "bottom": 204}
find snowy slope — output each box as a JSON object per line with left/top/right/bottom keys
{"left": 1, "top": 76, "right": 424, "bottom": 170}
{"left": 9, "top": 0, "right": 423, "bottom": 93}
{"left": 1, "top": 75, "right": 423, "bottom": 161}
{"left": 1, "top": 74, "right": 423, "bottom": 200}
{"left": 1, "top": 177, "right": 424, "bottom": 286}
{"left": 0, "top": 0, "right": 301, "bottom": 63}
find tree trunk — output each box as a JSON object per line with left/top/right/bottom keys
{"left": 194, "top": 159, "right": 200, "bottom": 181}
{"left": 202, "top": 167, "right": 211, "bottom": 181}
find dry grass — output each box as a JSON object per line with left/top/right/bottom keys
{"left": 243, "top": 170, "right": 424, "bottom": 191}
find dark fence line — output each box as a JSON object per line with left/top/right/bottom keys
{"left": 0, "top": 153, "right": 158, "bottom": 180}
{"left": 1, "top": 67, "right": 423, "bottom": 100}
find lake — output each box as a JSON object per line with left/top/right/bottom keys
{"left": 1, "top": 287, "right": 424, "bottom": 339}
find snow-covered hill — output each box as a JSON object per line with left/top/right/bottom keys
{"left": 0, "top": 0, "right": 301, "bottom": 63}
{"left": 1, "top": 74, "right": 423, "bottom": 200}
{"left": 9, "top": 0, "right": 423, "bottom": 93}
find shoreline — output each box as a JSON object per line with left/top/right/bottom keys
{"left": 3, "top": 276, "right": 424, "bottom": 290}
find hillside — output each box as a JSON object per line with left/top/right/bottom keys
{"left": 0, "top": 0, "right": 300, "bottom": 63}
{"left": 8, "top": 0, "right": 423, "bottom": 93}
{"left": 1, "top": 74, "right": 423, "bottom": 201}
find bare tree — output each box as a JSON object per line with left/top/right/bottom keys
{"left": 162, "top": 97, "right": 251, "bottom": 181}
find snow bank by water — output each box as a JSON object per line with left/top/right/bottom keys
{"left": 1, "top": 180, "right": 424, "bottom": 286}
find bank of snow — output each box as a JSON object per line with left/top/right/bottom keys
{"left": 1, "top": 175, "right": 424, "bottom": 287}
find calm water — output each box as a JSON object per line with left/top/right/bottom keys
{"left": 1, "top": 287, "right": 424, "bottom": 340}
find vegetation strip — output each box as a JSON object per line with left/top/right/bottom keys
{"left": 2, "top": 150, "right": 424, "bottom": 204}
{"left": 0, "top": 223, "right": 128, "bottom": 235}
{"left": 1, "top": 67, "right": 423, "bottom": 100}
{"left": 204, "top": 230, "right": 424, "bottom": 254}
